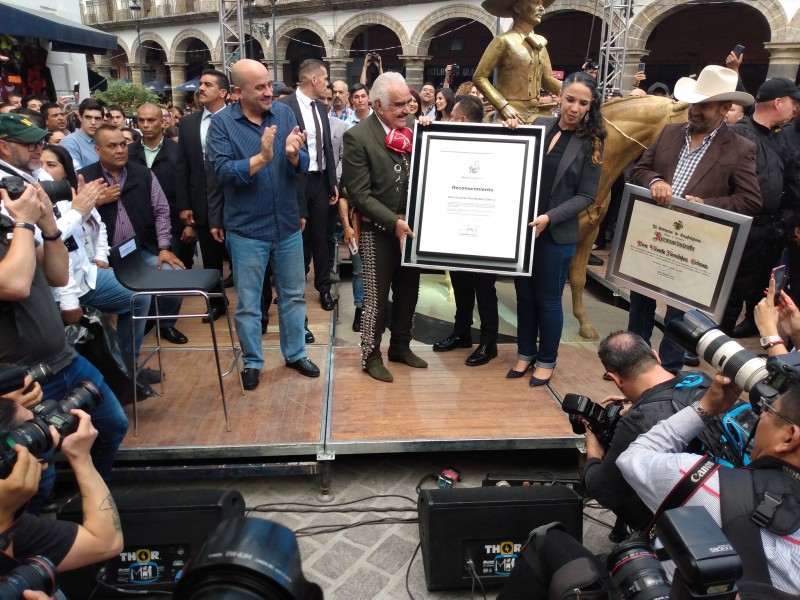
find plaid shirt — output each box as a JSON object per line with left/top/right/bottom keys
{"left": 671, "top": 122, "right": 723, "bottom": 199}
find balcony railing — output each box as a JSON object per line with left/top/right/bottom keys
{"left": 82, "top": 0, "right": 219, "bottom": 25}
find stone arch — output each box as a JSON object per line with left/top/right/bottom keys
{"left": 275, "top": 18, "right": 332, "bottom": 62}
{"left": 333, "top": 12, "right": 410, "bottom": 58}
{"left": 131, "top": 31, "right": 170, "bottom": 64}
{"left": 544, "top": 0, "right": 604, "bottom": 19}
{"left": 409, "top": 4, "right": 495, "bottom": 56}
{"left": 785, "top": 8, "right": 800, "bottom": 42}
{"left": 170, "top": 28, "right": 215, "bottom": 64}
{"left": 629, "top": 0, "right": 788, "bottom": 51}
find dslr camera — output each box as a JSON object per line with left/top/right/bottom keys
{"left": 0, "top": 175, "right": 71, "bottom": 203}
{"left": 368, "top": 51, "right": 379, "bottom": 62}
{"left": 0, "top": 363, "right": 102, "bottom": 479}
{"left": 666, "top": 310, "right": 800, "bottom": 413}
{"left": 561, "top": 393, "right": 622, "bottom": 447}
{"left": 0, "top": 556, "right": 59, "bottom": 600}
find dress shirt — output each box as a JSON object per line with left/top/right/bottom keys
{"left": 294, "top": 88, "right": 325, "bottom": 172}
{"left": 330, "top": 106, "right": 355, "bottom": 122}
{"left": 670, "top": 122, "right": 723, "bottom": 199}
{"left": 98, "top": 164, "right": 172, "bottom": 249}
{"left": 344, "top": 108, "right": 373, "bottom": 129}
{"left": 617, "top": 406, "right": 800, "bottom": 594}
{"left": 201, "top": 105, "right": 226, "bottom": 154}
{"left": 141, "top": 137, "right": 164, "bottom": 168}
{"left": 61, "top": 130, "right": 99, "bottom": 170}
{"left": 420, "top": 104, "right": 436, "bottom": 120}
{"left": 208, "top": 100, "right": 309, "bottom": 243}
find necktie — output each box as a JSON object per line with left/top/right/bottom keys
{"left": 311, "top": 102, "right": 324, "bottom": 172}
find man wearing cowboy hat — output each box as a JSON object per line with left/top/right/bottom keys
{"left": 627, "top": 65, "right": 761, "bottom": 372}
{"left": 474, "top": 0, "right": 562, "bottom": 123}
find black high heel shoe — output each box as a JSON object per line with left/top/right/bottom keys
{"left": 530, "top": 366, "right": 555, "bottom": 387}
{"left": 506, "top": 361, "right": 533, "bottom": 379}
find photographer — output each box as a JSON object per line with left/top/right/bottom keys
{"left": 0, "top": 397, "right": 123, "bottom": 572}
{"left": 582, "top": 331, "right": 711, "bottom": 529}
{"left": 360, "top": 52, "right": 383, "bottom": 88}
{"left": 754, "top": 277, "right": 800, "bottom": 356}
{"left": 617, "top": 373, "right": 800, "bottom": 597}
{"left": 0, "top": 115, "right": 128, "bottom": 512}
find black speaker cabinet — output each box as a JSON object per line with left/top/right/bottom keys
{"left": 57, "top": 488, "right": 244, "bottom": 598}
{"left": 418, "top": 485, "right": 582, "bottom": 590}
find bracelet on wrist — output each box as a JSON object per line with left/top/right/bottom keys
{"left": 12, "top": 222, "right": 35, "bottom": 233}
{"left": 41, "top": 229, "right": 62, "bottom": 241}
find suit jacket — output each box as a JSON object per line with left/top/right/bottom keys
{"left": 629, "top": 122, "right": 761, "bottom": 216}
{"left": 278, "top": 92, "right": 337, "bottom": 197}
{"left": 328, "top": 116, "right": 347, "bottom": 183}
{"left": 538, "top": 117, "right": 603, "bottom": 245}
{"left": 174, "top": 111, "right": 225, "bottom": 227}
{"left": 342, "top": 113, "right": 409, "bottom": 232}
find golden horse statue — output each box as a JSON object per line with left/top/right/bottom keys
{"left": 565, "top": 96, "right": 689, "bottom": 339}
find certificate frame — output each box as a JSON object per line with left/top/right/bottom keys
{"left": 402, "top": 121, "right": 545, "bottom": 276}
{"left": 606, "top": 184, "right": 752, "bottom": 322}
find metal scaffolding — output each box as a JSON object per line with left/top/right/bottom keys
{"left": 219, "top": 0, "right": 246, "bottom": 78}
{"left": 597, "top": 0, "right": 634, "bottom": 92}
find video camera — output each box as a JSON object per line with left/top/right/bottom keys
{"left": 608, "top": 506, "right": 741, "bottom": 600}
{"left": 0, "top": 176, "right": 71, "bottom": 203}
{"left": 0, "top": 556, "right": 59, "bottom": 600}
{"left": 561, "top": 393, "right": 622, "bottom": 447}
{"left": 666, "top": 310, "right": 800, "bottom": 414}
{"left": 0, "top": 363, "right": 102, "bottom": 479}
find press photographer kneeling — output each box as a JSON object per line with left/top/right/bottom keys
{"left": 0, "top": 369, "right": 123, "bottom": 592}
{"left": 572, "top": 331, "right": 712, "bottom": 530}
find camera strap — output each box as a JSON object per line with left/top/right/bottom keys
{"left": 641, "top": 454, "right": 720, "bottom": 543}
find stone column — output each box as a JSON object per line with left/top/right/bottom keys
{"left": 399, "top": 54, "right": 431, "bottom": 90}
{"left": 620, "top": 50, "right": 650, "bottom": 95}
{"left": 166, "top": 62, "right": 189, "bottom": 108}
{"left": 326, "top": 58, "right": 352, "bottom": 84}
{"left": 280, "top": 61, "right": 292, "bottom": 86}
{"left": 765, "top": 42, "right": 800, "bottom": 80}
{"left": 93, "top": 54, "right": 114, "bottom": 81}
{"left": 129, "top": 64, "right": 143, "bottom": 85}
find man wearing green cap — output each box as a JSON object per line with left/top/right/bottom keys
{"left": 0, "top": 113, "right": 49, "bottom": 183}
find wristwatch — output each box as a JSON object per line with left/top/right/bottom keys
{"left": 12, "top": 222, "right": 35, "bottom": 233}
{"left": 41, "top": 229, "right": 62, "bottom": 241}
{"left": 759, "top": 335, "right": 784, "bottom": 349}
{"left": 691, "top": 400, "right": 713, "bottom": 424}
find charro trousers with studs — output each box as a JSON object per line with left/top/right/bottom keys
{"left": 359, "top": 222, "right": 420, "bottom": 369}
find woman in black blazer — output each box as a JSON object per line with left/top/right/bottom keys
{"left": 508, "top": 71, "right": 606, "bottom": 386}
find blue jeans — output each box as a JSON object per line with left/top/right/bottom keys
{"left": 141, "top": 249, "right": 183, "bottom": 328}
{"left": 351, "top": 250, "right": 364, "bottom": 308}
{"left": 514, "top": 231, "right": 574, "bottom": 368}
{"left": 32, "top": 355, "right": 129, "bottom": 513}
{"left": 227, "top": 230, "right": 307, "bottom": 369}
{"left": 79, "top": 268, "right": 151, "bottom": 360}
{"left": 627, "top": 291, "right": 685, "bottom": 371}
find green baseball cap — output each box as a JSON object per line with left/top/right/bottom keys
{"left": 0, "top": 113, "right": 48, "bottom": 144}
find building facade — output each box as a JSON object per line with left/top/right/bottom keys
{"left": 82, "top": 0, "right": 800, "bottom": 106}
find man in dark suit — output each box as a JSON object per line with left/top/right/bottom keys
{"left": 342, "top": 72, "right": 427, "bottom": 382}
{"left": 175, "top": 69, "right": 230, "bottom": 322}
{"left": 127, "top": 102, "right": 189, "bottom": 345}
{"left": 628, "top": 65, "right": 761, "bottom": 370}
{"left": 278, "top": 59, "right": 338, "bottom": 311}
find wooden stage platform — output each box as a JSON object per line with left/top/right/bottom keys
{"left": 115, "top": 274, "right": 623, "bottom": 468}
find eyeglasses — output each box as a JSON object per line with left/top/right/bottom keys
{"left": 8, "top": 140, "right": 44, "bottom": 152}
{"left": 758, "top": 397, "right": 799, "bottom": 427}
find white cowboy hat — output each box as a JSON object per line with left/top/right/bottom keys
{"left": 673, "top": 65, "right": 754, "bottom": 106}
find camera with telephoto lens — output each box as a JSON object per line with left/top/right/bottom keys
{"left": 607, "top": 506, "right": 741, "bottom": 600}
{"left": 0, "top": 556, "right": 59, "bottom": 599}
{"left": 561, "top": 393, "right": 622, "bottom": 447}
{"left": 0, "top": 362, "right": 52, "bottom": 397}
{"left": 174, "top": 517, "right": 322, "bottom": 600}
{"left": 665, "top": 310, "right": 800, "bottom": 413}
{"left": 0, "top": 175, "right": 71, "bottom": 203}
{"left": 0, "top": 367, "right": 102, "bottom": 478}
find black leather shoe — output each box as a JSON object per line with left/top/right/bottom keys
{"left": 222, "top": 275, "right": 234, "bottom": 288}
{"left": 433, "top": 334, "right": 472, "bottom": 352}
{"left": 683, "top": 352, "right": 700, "bottom": 367}
{"left": 160, "top": 326, "right": 188, "bottom": 344}
{"left": 305, "top": 327, "right": 315, "bottom": 344}
{"left": 320, "top": 291, "right": 335, "bottom": 311}
{"left": 202, "top": 305, "right": 225, "bottom": 323}
{"left": 588, "top": 253, "right": 604, "bottom": 266}
{"left": 466, "top": 344, "right": 497, "bottom": 366}
{"left": 732, "top": 318, "right": 758, "bottom": 338}
{"left": 242, "top": 368, "right": 260, "bottom": 390}
{"left": 286, "top": 357, "right": 320, "bottom": 377}
{"left": 352, "top": 307, "right": 363, "bottom": 332}
{"left": 261, "top": 319, "right": 269, "bottom": 335}
{"left": 137, "top": 367, "right": 162, "bottom": 385}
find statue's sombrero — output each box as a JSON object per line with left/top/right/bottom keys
{"left": 481, "top": 0, "right": 557, "bottom": 18}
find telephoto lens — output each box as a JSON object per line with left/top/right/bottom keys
{"left": 666, "top": 310, "right": 768, "bottom": 392}
{"left": 607, "top": 541, "right": 670, "bottom": 600}
{"left": 0, "top": 556, "right": 59, "bottom": 599}
{"left": 39, "top": 180, "right": 72, "bottom": 203}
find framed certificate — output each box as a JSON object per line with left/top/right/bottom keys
{"left": 606, "top": 184, "right": 752, "bottom": 322}
{"left": 402, "top": 121, "right": 545, "bottom": 275}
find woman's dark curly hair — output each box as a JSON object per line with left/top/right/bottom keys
{"left": 561, "top": 71, "right": 607, "bottom": 165}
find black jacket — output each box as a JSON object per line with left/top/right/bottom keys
{"left": 128, "top": 137, "right": 182, "bottom": 234}
{"left": 175, "top": 111, "right": 225, "bottom": 227}
{"left": 730, "top": 117, "right": 787, "bottom": 217}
